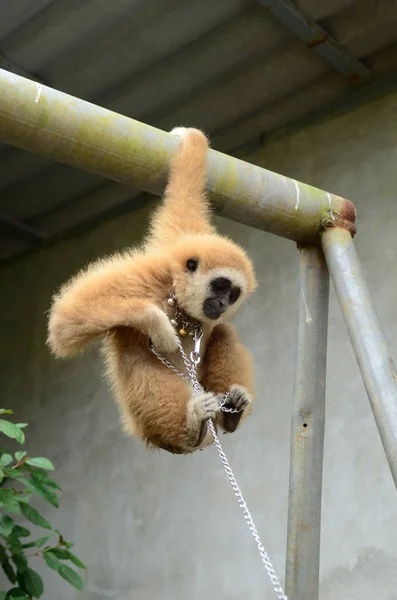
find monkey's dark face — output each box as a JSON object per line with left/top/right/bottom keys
{"left": 170, "top": 234, "right": 256, "bottom": 324}
{"left": 179, "top": 260, "right": 246, "bottom": 323}
{"left": 203, "top": 276, "right": 241, "bottom": 320}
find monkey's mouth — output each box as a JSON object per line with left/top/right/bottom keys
{"left": 203, "top": 297, "right": 226, "bottom": 320}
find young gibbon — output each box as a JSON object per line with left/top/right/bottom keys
{"left": 47, "top": 127, "right": 257, "bottom": 454}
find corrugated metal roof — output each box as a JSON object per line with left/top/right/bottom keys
{"left": 1, "top": 0, "right": 397, "bottom": 263}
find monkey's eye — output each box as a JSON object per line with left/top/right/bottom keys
{"left": 186, "top": 259, "right": 199, "bottom": 272}
{"left": 229, "top": 287, "right": 241, "bottom": 304}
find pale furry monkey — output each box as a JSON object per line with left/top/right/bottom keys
{"left": 47, "top": 127, "right": 257, "bottom": 454}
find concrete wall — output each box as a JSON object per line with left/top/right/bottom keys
{"left": 1, "top": 89, "right": 397, "bottom": 599}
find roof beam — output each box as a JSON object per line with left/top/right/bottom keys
{"left": 229, "top": 69, "right": 397, "bottom": 158}
{"left": 257, "top": 0, "right": 374, "bottom": 84}
{"left": 0, "top": 211, "right": 47, "bottom": 240}
{"left": 0, "top": 53, "right": 43, "bottom": 83}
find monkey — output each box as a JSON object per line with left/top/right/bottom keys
{"left": 47, "top": 127, "right": 257, "bottom": 454}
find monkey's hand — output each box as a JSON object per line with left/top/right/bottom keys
{"left": 170, "top": 126, "right": 209, "bottom": 146}
{"left": 185, "top": 392, "right": 220, "bottom": 449}
{"left": 170, "top": 126, "right": 189, "bottom": 138}
{"left": 148, "top": 307, "right": 179, "bottom": 354}
{"left": 221, "top": 385, "right": 252, "bottom": 433}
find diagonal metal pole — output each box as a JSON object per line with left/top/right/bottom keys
{"left": 322, "top": 227, "right": 397, "bottom": 488}
{"left": 286, "top": 245, "right": 329, "bottom": 600}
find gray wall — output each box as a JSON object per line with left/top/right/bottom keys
{"left": 1, "top": 89, "right": 397, "bottom": 599}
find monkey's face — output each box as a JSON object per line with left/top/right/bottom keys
{"left": 170, "top": 235, "right": 257, "bottom": 323}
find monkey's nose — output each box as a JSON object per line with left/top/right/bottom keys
{"left": 211, "top": 277, "right": 231, "bottom": 294}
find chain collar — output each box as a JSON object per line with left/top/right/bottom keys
{"left": 166, "top": 291, "right": 201, "bottom": 338}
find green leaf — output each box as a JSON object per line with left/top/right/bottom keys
{"left": 1, "top": 558, "right": 17, "bottom": 584}
{"left": 7, "top": 589, "right": 28, "bottom": 599}
{"left": 0, "top": 515, "right": 15, "bottom": 536}
{"left": 0, "top": 490, "right": 21, "bottom": 514}
{"left": 0, "top": 468, "right": 4, "bottom": 483}
{"left": 21, "top": 535, "right": 51, "bottom": 550}
{"left": 67, "top": 551, "right": 86, "bottom": 570}
{"left": 5, "top": 535, "right": 22, "bottom": 552}
{"left": 15, "top": 493, "right": 31, "bottom": 505}
{"left": 11, "top": 553, "right": 27, "bottom": 574}
{"left": 12, "top": 475, "right": 31, "bottom": 488}
{"left": 25, "top": 480, "right": 59, "bottom": 508}
{"left": 43, "top": 550, "right": 61, "bottom": 572}
{"left": 0, "top": 591, "right": 5, "bottom": 599}
{"left": 34, "top": 535, "right": 51, "bottom": 548}
{"left": 0, "top": 409, "right": 13, "bottom": 415}
{"left": 58, "top": 565, "right": 84, "bottom": 591}
{"left": 50, "top": 548, "right": 69, "bottom": 559}
{"left": 14, "top": 452, "right": 27, "bottom": 462}
{"left": 0, "top": 421, "right": 24, "bottom": 445}
{"left": 22, "top": 567, "right": 44, "bottom": 598}
{"left": 19, "top": 504, "right": 51, "bottom": 530}
{"left": 0, "top": 454, "right": 13, "bottom": 467}
{"left": 30, "top": 470, "right": 61, "bottom": 492}
{"left": 25, "top": 458, "right": 54, "bottom": 471}
{"left": 12, "top": 526, "right": 30, "bottom": 539}
{"left": 2, "top": 468, "right": 25, "bottom": 482}
{"left": 50, "top": 547, "right": 86, "bottom": 569}
{"left": 15, "top": 424, "right": 28, "bottom": 430}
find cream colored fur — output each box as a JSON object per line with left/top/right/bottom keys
{"left": 47, "top": 127, "right": 257, "bottom": 454}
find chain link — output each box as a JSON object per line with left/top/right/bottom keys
{"left": 150, "top": 298, "right": 287, "bottom": 599}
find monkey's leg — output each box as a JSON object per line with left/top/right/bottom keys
{"left": 201, "top": 323, "right": 254, "bottom": 434}
{"left": 114, "top": 343, "right": 221, "bottom": 454}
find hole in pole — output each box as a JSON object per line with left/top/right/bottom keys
{"left": 303, "top": 423, "right": 308, "bottom": 428}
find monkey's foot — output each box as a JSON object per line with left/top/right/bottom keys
{"left": 221, "top": 385, "right": 252, "bottom": 434}
{"left": 224, "top": 385, "right": 252, "bottom": 412}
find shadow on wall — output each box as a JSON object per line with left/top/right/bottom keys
{"left": 321, "top": 548, "right": 397, "bottom": 599}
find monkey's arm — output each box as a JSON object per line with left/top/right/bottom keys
{"left": 47, "top": 257, "right": 178, "bottom": 358}
{"left": 146, "top": 128, "right": 216, "bottom": 249}
{"left": 201, "top": 323, "right": 254, "bottom": 433}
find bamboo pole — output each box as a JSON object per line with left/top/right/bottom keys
{"left": 0, "top": 68, "right": 355, "bottom": 244}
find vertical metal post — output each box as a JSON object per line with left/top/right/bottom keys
{"left": 286, "top": 246, "right": 329, "bottom": 600}
{"left": 322, "top": 227, "right": 397, "bottom": 488}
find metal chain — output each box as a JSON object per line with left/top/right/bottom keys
{"left": 150, "top": 299, "right": 287, "bottom": 599}
{"left": 151, "top": 332, "right": 237, "bottom": 412}
{"left": 208, "top": 417, "right": 287, "bottom": 600}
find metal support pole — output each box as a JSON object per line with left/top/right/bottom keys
{"left": 286, "top": 246, "right": 329, "bottom": 600}
{"left": 322, "top": 227, "right": 397, "bottom": 488}
{"left": 0, "top": 68, "right": 356, "bottom": 244}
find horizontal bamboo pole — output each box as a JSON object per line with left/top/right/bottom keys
{"left": 0, "top": 68, "right": 355, "bottom": 243}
